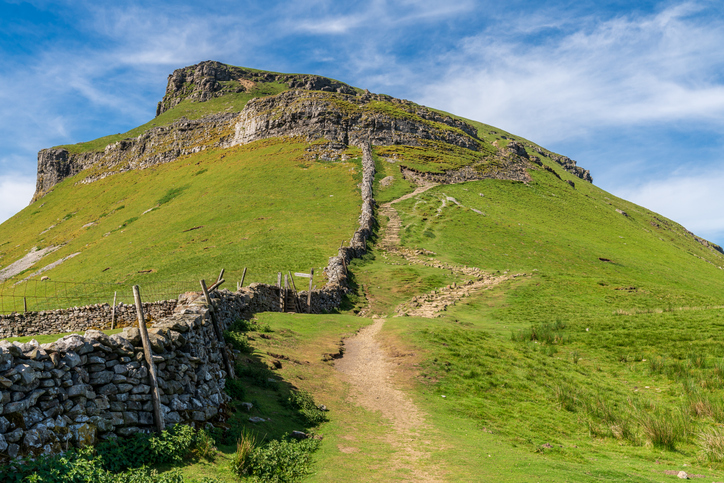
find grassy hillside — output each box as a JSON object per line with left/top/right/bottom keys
{"left": 5, "top": 63, "right": 724, "bottom": 480}
{"left": 0, "top": 138, "right": 362, "bottom": 311}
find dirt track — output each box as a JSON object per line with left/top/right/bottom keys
{"left": 336, "top": 318, "right": 443, "bottom": 481}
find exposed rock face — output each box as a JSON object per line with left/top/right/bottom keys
{"left": 528, "top": 145, "right": 593, "bottom": 183}
{"left": 156, "top": 60, "right": 355, "bottom": 116}
{"left": 32, "top": 113, "right": 236, "bottom": 201}
{"left": 229, "top": 90, "right": 481, "bottom": 151}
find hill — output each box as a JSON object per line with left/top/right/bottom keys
{"left": 2, "top": 61, "right": 724, "bottom": 481}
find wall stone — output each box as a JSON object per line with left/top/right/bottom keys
{"left": 0, "top": 301, "right": 177, "bottom": 340}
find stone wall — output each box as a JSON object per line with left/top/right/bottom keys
{"left": 0, "top": 293, "right": 232, "bottom": 460}
{"left": 0, "top": 301, "right": 178, "bottom": 340}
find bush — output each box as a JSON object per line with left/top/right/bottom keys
{"left": 224, "top": 331, "right": 253, "bottom": 353}
{"left": 225, "top": 377, "right": 247, "bottom": 401}
{"left": 245, "top": 437, "right": 321, "bottom": 483}
{"left": 698, "top": 427, "right": 724, "bottom": 463}
{"left": 512, "top": 320, "right": 568, "bottom": 345}
{"left": 637, "top": 409, "right": 689, "bottom": 450}
{"left": 193, "top": 429, "right": 217, "bottom": 461}
{"left": 288, "top": 390, "right": 328, "bottom": 425}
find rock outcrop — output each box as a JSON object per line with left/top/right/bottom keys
{"left": 156, "top": 60, "right": 356, "bottom": 116}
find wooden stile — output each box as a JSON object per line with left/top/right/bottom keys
{"left": 200, "top": 280, "right": 234, "bottom": 379}
{"left": 132, "top": 285, "right": 164, "bottom": 433}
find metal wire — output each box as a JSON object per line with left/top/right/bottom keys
{"left": 0, "top": 268, "right": 308, "bottom": 314}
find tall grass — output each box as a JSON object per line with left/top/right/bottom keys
{"left": 231, "top": 428, "right": 258, "bottom": 477}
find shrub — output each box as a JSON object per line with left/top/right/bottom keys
{"left": 225, "top": 377, "right": 247, "bottom": 401}
{"left": 193, "top": 429, "right": 217, "bottom": 461}
{"left": 512, "top": 320, "right": 568, "bottom": 345}
{"left": 288, "top": 390, "right": 328, "bottom": 425}
{"left": 637, "top": 409, "right": 689, "bottom": 450}
{"left": 553, "top": 384, "right": 578, "bottom": 412}
{"left": 224, "top": 331, "right": 253, "bottom": 353}
{"left": 245, "top": 437, "right": 321, "bottom": 483}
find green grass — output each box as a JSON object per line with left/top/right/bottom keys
{"left": 0, "top": 138, "right": 362, "bottom": 311}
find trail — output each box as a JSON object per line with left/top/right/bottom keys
{"left": 378, "top": 185, "right": 516, "bottom": 318}
{"left": 336, "top": 318, "right": 444, "bottom": 481}
{"left": 333, "top": 184, "right": 519, "bottom": 480}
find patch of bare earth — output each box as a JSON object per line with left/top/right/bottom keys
{"left": 336, "top": 318, "right": 445, "bottom": 481}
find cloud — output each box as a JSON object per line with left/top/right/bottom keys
{"left": 616, "top": 170, "right": 724, "bottom": 243}
{"left": 419, "top": 3, "right": 724, "bottom": 143}
{"left": 0, "top": 174, "right": 35, "bottom": 224}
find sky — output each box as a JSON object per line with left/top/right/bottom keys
{"left": 2, "top": 0, "right": 724, "bottom": 243}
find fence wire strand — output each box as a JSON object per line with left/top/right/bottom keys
{"left": 0, "top": 268, "right": 317, "bottom": 315}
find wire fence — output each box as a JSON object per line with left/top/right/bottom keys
{"left": 0, "top": 279, "right": 198, "bottom": 315}
{"left": 0, "top": 267, "right": 322, "bottom": 315}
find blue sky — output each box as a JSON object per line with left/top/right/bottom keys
{"left": 2, "top": 0, "right": 724, "bottom": 244}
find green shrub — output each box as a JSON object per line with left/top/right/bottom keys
{"left": 698, "top": 427, "right": 724, "bottom": 463}
{"left": 193, "top": 429, "right": 217, "bottom": 461}
{"left": 224, "top": 330, "right": 253, "bottom": 353}
{"left": 245, "top": 437, "right": 321, "bottom": 483}
{"left": 231, "top": 428, "right": 259, "bottom": 477}
{"left": 637, "top": 408, "right": 689, "bottom": 450}
{"left": 288, "top": 390, "right": 328, "bottom": 425}
{"left": 512, "top": 320, "right": 568, "bottom": 345}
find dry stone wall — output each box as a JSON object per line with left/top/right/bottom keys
{"left": 0, "top": 301, "right": 177, "bottom": 340}
{"left": 0, "top": 294, "right": 232, "bottom": 460}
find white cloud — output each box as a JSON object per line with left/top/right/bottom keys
{"left": 420, "top": 3, "right": 724, "bottom": 143}
{"left": 0, "top": 174, "right": 36, "bottom": 224}
{"left": 616, "top": 171, "right": 724, "bottom": 243}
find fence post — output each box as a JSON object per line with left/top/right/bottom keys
{"left": 132, "top": 285, "right": 164, "bottom": 433}
{"left": 239, "top": 267, "right": 247, "bottom": 290}
{"left": 307, "top": 268, "right": 314, "bottom": 313}
{"left": 200, "top": 280, "right": 235, "bottom": 379}
{"left": 111, "top": 291, "right": 117, "bottom": 330}
{"left": 277, "top": 272, "right": 283, "bottom": 312}
{"left": 23, "top": 297, "right": 27, "bottom": 314}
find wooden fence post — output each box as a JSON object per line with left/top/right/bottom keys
{"left": 23, "top": 297, "right": 27, "bottom": 314}
{"left": 132, "top": 285, "right": 164, "bottom": 433}
{"left": 277, "top": 272, "right": 284, "bottom": 312}
{"left": 308, "top": 268, "right": 314, "bottom": 313}
{"left": 111, "top": 292, "right": 117, "bottom": 330}
{"left": 239, "top": 267, "right": 247, "bottom": 291}
{"left": 200, "top": 280, "right": 234, "bottom": 379}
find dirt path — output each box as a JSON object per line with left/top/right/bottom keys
{"left": 336, "top": 318, "right": 444, "bottom": 481}
{"left": 379, "top": 185, "right": 517, "bottom": 318}
{"left": 378, "top": 184, "right": 437, "bottom": 250}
